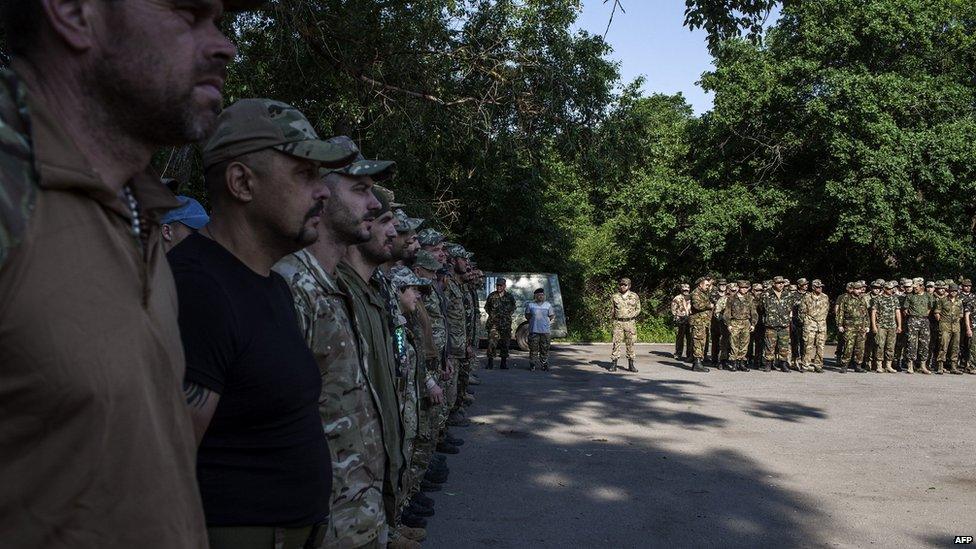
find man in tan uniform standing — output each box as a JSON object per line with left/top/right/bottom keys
{"left": 798, "top": 280, "right": 830, "bottom": 372}
{"left": 610, "top": 277, "right": 642, "bottom": 372}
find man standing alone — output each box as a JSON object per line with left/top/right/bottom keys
{"left": 610, "top": 277, "right": 642, "bottom": 372}
{"left": 525, "top": 288, "right": 557, "bottom": 371}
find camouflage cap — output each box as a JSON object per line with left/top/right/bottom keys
{"left": 717, "top": 278, "right": 727, "bottom": 286}
{"left": 812, "top": 279, "right": 823, "bottom": 287}
{"left": 694, "top": 276, "right": 706, "bottom": 285}
{"left": 620, "top": 277, "right": 632, "bottom": 285}
{"left": 752, "top": 283, "right": 764, "bottom": 290}
{"left": 796, "top": 278, "right": 809, "bottom": 286}
{"left": 417, "top": 228, "right": 445, "bottom": 247}
{"left": 393, "top": 209, "right": 424, "bottom": 233}
{"left": 949, "top": 283, "right": 960, "bottom": 291}
{"left": 737, "top": 280, "right": 750, "bottom": 288}
{"left": 325, "top": 137, "right": 396, "bottom": 182}
{"left": 202, "top": 99, "right": 358, "bottom": 170}
{"left": 372, "top": 185, "right": 394, "bottom": 216}
{"left": 884, "top": 280, "right": 897, "bottom": 289}
{"left": 772, "top": 276, "right": 786, "bottom": 284}
{"left": 846, "top": 282, "right": 854, "bottom": 290}
{"left": 913, "top": 277, "right": 924, "bottom": 285}
{"left": 936, "top": 281, "right": 948, "bottom": 290}
{"left": 871, "top": 279, "right": 885, "bottom": 288}
{"left": 444, "top": 242, "right": 473, "bottom": 259}
{"left": 857, "top": 280, "right": 867, "bottom": 287}
{"left": 680, "top": 283, "right": 690, "bottom": 291}
{"left": 390, "top": 265, "right": 432, "bottom": 290}
{"left": 853, "top": 281, "right": 865, "bottom": 289}
{"left": 414, "top": 250, "right": 442, "bottom": 271}
{"left": 925, "top": 280, "right": 935, "bottom": 288}
{"left": 963, "top": 279, "right": 973, "bottom": 286}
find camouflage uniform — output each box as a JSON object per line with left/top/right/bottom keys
{"left": 610, "top": 290, "right": 642, "bottom": 360}
{"left": 708, "top": 284, "right": 726, "bottom": 363}
{"left": 748, "top": 285, "right": 765, "bottom": 367}
{"left": 444, "top": 276, "right": 467, "bottom": 411}
{"left": 713, "top": 291, "right": 731, "bottom": 364}
{"left": 935, "top": 293, "right": 963, "bottom": 372}
{"left": 724, "top": 290, "right": 757, "bottom": 362}
{"left": 870, "top": 292, "right": 900, "bottom": 370}
{"left": 836, "top": 291, "right": 869, "bottom": 369}
{"left": 670, "top": 291, "right": 692, "bottom": 359}
{"left": 961, "top": 289, "right": 976, "bottom": 371}
{"left": 902, "top": 291, "right": 933, "bottom": 370}
{"left": 484, "top": 290, "right": 516, "bottom": 359}
{"left": 760, "top": 290, "right": 792, "bottom": 365}
{"left": 798, "top": 291, "right": 830, "bottom": 370}
{"left": 689, "top": 287, "right": 713, "bottom": 360}
{"left": 274, "top": 251, "right": 387, "bottom": 548}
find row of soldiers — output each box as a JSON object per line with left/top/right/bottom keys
{"left": 670, "top": 276, "right": 976, "bottom": 374}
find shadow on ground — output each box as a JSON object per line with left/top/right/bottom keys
{"left": 431, "top": 347, "right": 834, "bottom": 548}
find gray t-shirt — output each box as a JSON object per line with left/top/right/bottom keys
{"left": 525, "top": 301, "right": 554, "bottom": 334}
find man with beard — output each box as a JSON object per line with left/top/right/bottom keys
{"left": 0, "top": 0, "right": 254, "bottom": 546}
{"left": 273, "top": 143, "right": 428, "bottom": 547}
{"left": 337, "top": 189, "right": 412, "bottom": 541}
{"left": 172, "top": 99, "right": 357, "bottom": 548}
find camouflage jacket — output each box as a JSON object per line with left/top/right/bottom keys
{"left": 463, "top": 282, "right": 480, "bottom": 347}
{"left": 725, "top": 293, "right": 758, "bottom": 324}
{"left": 870, "top": 294, "right": 899, "bottom": 330}
{"left": 274, "top": 251, "right": 387, "bottom": 547}
{"left": 760, "top": 291, "right": 792, "bottom": 328}
{"left": 422, "top": 283, "right": 448, "bottom": 355}
{"left": 962, "top": 293, "right": 976, "bottom": 329}
{"left": 798, "top": 293, "right": 830, "bottom": 324}
{"left": 444, "top": 276, "right": 468, "bottom": 358}
{"left": 836, "top": 293, "right": 869, "bottom": 328}
{"left": 485, "top": 290, "right": 516, "bottom": 326}
{"left": 0, "top": 70, "right": 36, "bottom": 273}
{"left": 670, "top": 294, "right": 690, "bottom": 320}
{"left": 689, "top": 288, "right": 712, "bottom": 325}
{"left": 611, "top": 290, "right": 642, "bottom": 320}
{"left": 713, "top": 294, "right": 729, "bottom": 322}
{"left": 936, "top": 296, "right": 963, "bottom": 332}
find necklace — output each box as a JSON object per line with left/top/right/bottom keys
{"left": 122, "top": 185, "right": 141, "bottom": 239}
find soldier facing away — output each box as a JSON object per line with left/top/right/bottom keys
{"left": 610, "top": 277, "right": 642, "bottom": 372}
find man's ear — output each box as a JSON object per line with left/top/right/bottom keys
{"left": 39, "top": 0, "right": 100, "bottom": 51}
{"left": 161, "top": 223, "right": 173, "bottom": 242}
{"left": 225, "top": 162, "right": 256, "bottom": 203}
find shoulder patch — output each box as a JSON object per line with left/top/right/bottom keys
{"left": 0, "top": 69, "right": 38, "bottom": 272}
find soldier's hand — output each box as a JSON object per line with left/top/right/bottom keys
{"left": 838, "top": 326, "right": 845, "bottom": 333}
{"left": 428, "top": 384, "right": 445, "bottom": 404}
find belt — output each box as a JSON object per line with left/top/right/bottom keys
{"left": 615, "top": 316, "right": 637, "bottom": 321}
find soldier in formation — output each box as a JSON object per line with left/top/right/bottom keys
{"left": 670, "top": 284, "right": 693, "bottom": 360}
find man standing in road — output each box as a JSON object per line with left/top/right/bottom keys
{"left": 610, "top": 277, "right": 642, "bottom": 372}
{"left": 485, "top": 278, "right": 517, "bottom": 370}
{"left": 798, "top": 280, "right": 830, "bottom": 372}
{"left": 724, "top": 281, "right": 757, "bottom": 372}
{"left": 671, "top": 283, "right": 692, "bottom": 360}
{"left": 761, "top": 276, "right": 793, "bottom": 373}
{"left": 689, "top": 277, "right": 713, "bottom": 373}
{"left": 525, "top": 288, "right": 557, "bottom": 371}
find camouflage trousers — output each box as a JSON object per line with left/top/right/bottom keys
{"left": 894, "top": 329, "right": 907, "bottom": 366}
{"left": 709, "top": 317, "right": 725, "bottom": 362}
{"left": 486, "top": 322, "right": 511, "bottom": 358}
{"left": 611, "top": 320, "right": 637, "bottom": 360}
{"left": 452, "top": 358, "right": 471, "bottom": 412}
{"left": 967, "top": 330, "right": 976, "bottom": 368}
{"left": 937, "top": 329, "right": 960, "bottom": 367}
{"left": 529, "top": 333, "right": 551, "bottom": 367}
{"left": 873, "top": 327, "right": 897, "bottom": 363}
{"left": 674, "top": 320, "right": 692, "bottom": 358}
{"left": 400, "top": 401, "right": 434, "bottom": 525}
{"left": 801, "top": 320, "right": 827, "bottom": 367}
{"left": 727, "top": 320, "right": 751, "bottom": 360}
{"left": 763, "top": 327, "right": 790, "bottom": 362}
{"left": 841, "top": 326, "right": 867, "bottom": 365}
{"left": 904, "top": 317, "right": 931, "bottom": 364}
{"left": 691, "top": 321, "right": 709, "bottom": 360}
{"left": 790, "top": 319, "right": 804, "bottom": 362}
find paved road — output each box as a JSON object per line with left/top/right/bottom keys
{"left": 425, "top": 344, "right": 975, "bottom": 548}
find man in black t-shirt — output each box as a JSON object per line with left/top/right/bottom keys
{"left": 169, "top": 99, "right": 357, "bottom": 549}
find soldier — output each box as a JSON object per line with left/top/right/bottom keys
{"left": 670, "top": 284, "right": 693, "bottom": 360}
{"left": 926, "top": 281, "right": 940, "bottom": 369}
{"left": 959, "top": 279, "right": 974, "bottom": 369}
{"left": 902, "top": 279, "right": 934, "bottom": 374}
{"left": 709, "top": 279, "right": 728, "bottom": 365}
{"left": 724, "top": 280, "right": 757, "bottom": 371}
{"left": 748, "top": 283, "right": 766, "bottom": 368}
{"left": 962, "top": 288, "right": 976, "bottom": 374}
{"left": 485, "top": 278, "right": 517, "bottom": 370}
{"left": 798, "top": 280, "right": 830, "bottom": 372}
{"left": 833, "top": 283, "right": 850, "bottom": 364}
{"left": 837, "top": 281, "right": 870, "bottom": 372}
{"left": 525, "top": 288, "right": 557, "bottom": 371}
{"left": 689, "top": 277, "right": 713, "bottom": 372}
{"left": 893, "top": 278, "right": 912, "bottom": 370}
{"left": 273, "top": 148, "right": 399, "bottom": 547}
{"left": 760, "top": 276, "right": 793, "bottom": 373}
{"left": 934, "top": 283, "right": 964, "bottom": 374}
{"left": 441, "top": 243, "right": 470, "bottom": 428}
{"left": 870, "top": 281, "right": 902, "bottom": 373}
{"left": 712, "top": 283, "right": 731, "bottom": 369}
{"left": 790, "top": 278, "right": 809, "bottom": 369}
{"left": 610, "top": 277, "right": 642, "bottom": 372}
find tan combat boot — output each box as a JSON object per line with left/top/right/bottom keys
{"left": 875, "top": 360, "right": 884, "bottom": 373}
{"left": 398, "top": 526, "right": 427, "bottom": 542}
{"left": 885, "top": 360, "right": 897, "bottom": 373}
{"left": 935, "top": 361, "right": 945, "bottom": 374}
{"left": 919, "top": 360, "right": 932, "bottom": 374}
{"left": 906, "top": 361, "right": 915, "bottom": 374}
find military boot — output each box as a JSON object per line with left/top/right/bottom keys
{"left": 500, "top": 357, "right": 509, "bottom": 370}
{"left": 398, "top": 526, "right": 427, "bottom": 542}
{"left": 692, "top": 359, "right": 708, "bottom": 372}
{"left": 935, "top": 361, "right": 945, "bottom": 374}
{"left": 761, "top": 360, "right": 771, "bottom": 372}
{"left": 628, "top": 359, "right": 637, "bottom": 373}
{"left": 779, "top": 360, "right": 790, "bottom": 373}
{"left": 906, "top": 361, "right": 915, "bottom": 374}
{"left": 949, "top": 364, "right": 963, "bottom": 375}
{"left": 918, "top": 360, "right": 932, "bottom": 374}
{"left": 609, "top": 359, "right": 618, "bottom": 372}
{"left": 389, "top": 534, "right": 423, "bottom": 549}
{"left": 853, "top": 362, "right": 865, "bottom": 373}
{"left": 486, "top": 357, "right": 494, "bottom": 370}
{"left": 814, "top": 364, "right": 824, "bottom": 373}
{"left": 529, "top": 362, "right": 536, "bottom": 371}
{"left": 885, "top": 361, "right": 897, "bottom": 373}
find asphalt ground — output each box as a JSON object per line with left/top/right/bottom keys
{"left": 424, "top": 343, "right": 975, "bottom": 548}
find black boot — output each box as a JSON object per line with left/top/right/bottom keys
{"left": 486, "top": 357, "right": 494, "bottom": 370}
{"left": 778, "top": 360, "right": 790, "bottom": 373}
{"left": 529, "top": 362, "right": 536, "bottom": 371}
{"left": 762, "top": 360, "right": 772, "bottom": 372}
{"left": 692, "top": 359, "right": 709, "bottom": 372}
{"left": 609, "top": 359, "right": 618, "bottom": 372}
{"left": 853, "top": 362, "right": 864, "bottom": 373}
{"left": 628, "top": 359, "right": 637, "bottom": 372}
{"left": 500, "top": 357, "right": 508, "bottom": 370}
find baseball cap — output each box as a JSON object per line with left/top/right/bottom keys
{"left": 812, "top": 279, "right": 823, "bottom": 287}
{"left": 390, "top": 266, "right": 432, "bottom": 290}
{"left": 620, "top": 277, "right": 632, "bottom": 285}
{"left": 884, "top": 281, "right": 897, "bottom": 289}
{"left": 963, "top": 279, "right": 973, "bottom": 286}
{"left": 414, "top": 250, "right": 442, "bottom": 271}
{"left": 160, "top": 196, "right": 209, "bottom": 229}
{"left": 853, "top": 281, "right": 866, "bottom": 289}
{"left": 372, "top": 185, "right": 394, "bottom": 216}
{"left": 926, "top": 281, "right": 935, "bottom": 288}
{"left": 871, "top": 279, "right": 884, "bottom": 288}
{"left": 680, "top": 284, "right": 690, "bottom": 291}
{"left": 394, "top": 209, "right": 424, "bottom": 233}
{"left": 752, "top": 283, "right": 763, "bottom": 290}
{"left": 444, "top": 243, "right": 474, "bottom": 259}
{"left": 202, "top": 99, "right": 359, "bottom": 170}
{"left": 773, "top": 276, "right": 786, "bottom": 284}
{"left": 737, "top": 280, "right": 750, "bottom": 288}
{"left": 326, "top": 137, "right": 397, "bottom": 182}
{"left": 417, "top": 228, "right": 446, "bottom": 247}
{"left": 796, "top": 278, "right": 809, "bottom": 286}
{"left": 717, "top": 278, "right": 727, "bottom": 286}
{"left": 949, "top": 283, "right": 960, "bottom": 291}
